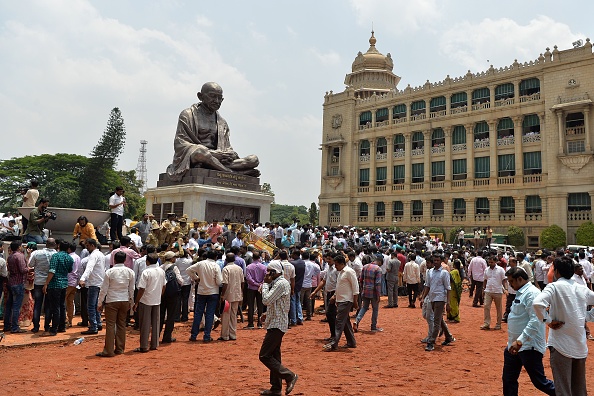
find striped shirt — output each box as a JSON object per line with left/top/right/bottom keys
{"left": 48, "top": 251, "right": 74, "bottom": 289}
{"left": 261, "top": 275, "right": 291, "bottom": 332}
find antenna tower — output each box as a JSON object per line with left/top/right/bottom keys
{"left": 136, "top": 140, "right": 148, "bottom": 193}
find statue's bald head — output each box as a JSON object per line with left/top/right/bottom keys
{"left": 200, "top": 82, "right": 222, "bottom": 95}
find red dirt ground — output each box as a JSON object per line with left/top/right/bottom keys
{"left": 1, "top": 292, "right": 592, "bottom": 396}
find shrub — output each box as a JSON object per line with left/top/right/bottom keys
{"left": 507, "top": 226, "right": 525, "bottom": 248}
{"left": 448, "top": 227, "right": 462, "bottom": 244}
{"left": 540, "top": 225, "right": 566, "bottom": 250}
{"left": 576, "top": 221, "right": 594, "bottom": 246}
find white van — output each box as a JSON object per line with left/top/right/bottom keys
{"left": 489, "top": 243, "right": 516, "bottom": 256}
{"left": 567, "top": 245, "right": 594, "bottom": 254}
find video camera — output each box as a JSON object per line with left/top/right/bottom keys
{"left": 14, "top": 186, "right": 27, "bottom": 195}
{"left": 42, "top": 209, "right": 58, "bottom": 221}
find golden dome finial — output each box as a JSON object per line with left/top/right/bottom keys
{"left": 369, "top": 29, "right": 376, "bottom": 47}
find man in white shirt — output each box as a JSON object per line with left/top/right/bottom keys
{"left": 79, "top": 238, "right": 106, "bottom": 334}
{"left": 219, "top": 252, "right": 244, "bottom": 341}
{"left": 467, "top": 251, "right": 487, "bottom": 307}
{"left": 324, "top": 254, "right": 359, "bottom": 351}
{"left": 133, "top": 253, "right": 166, "bottom": 352}
{"left": 403, "top": 253, "right": 420, "bottom": 308}
{"left": 578, "top": 251, "right": 592, "bottom": 289}
{"left": 96, "top": 251, "right": 135, "bottom": 357}
{"left": 108, "top": 186, "right": 126, "bottom": 242}
{"left": 481, "top": 256, "right": 507, "bottom": 331}
{"left": 533, "top": 251, "right": 548, "bottom": 290}
{"left": 300, "top": 251, "right": 320, "bottom": 321}
{"left": 187, "top": 250, "right": 223, "bottom": 342}
{"left": 533, "top": 256, "right": 594, "bottom": 396}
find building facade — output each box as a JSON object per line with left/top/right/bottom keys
{"left": 319, "top": 32, "right": 594, "bottom": 246}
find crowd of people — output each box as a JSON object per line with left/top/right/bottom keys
{"left": 3, "top": 195, "right": 594, "bottom": 394}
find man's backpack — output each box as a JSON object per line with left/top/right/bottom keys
{"left": 164, "top": 266, "right": 181, "bottom": 297}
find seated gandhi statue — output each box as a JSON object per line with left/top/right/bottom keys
{"left": 166, "top": 82, "right": 260, "bottom": 181}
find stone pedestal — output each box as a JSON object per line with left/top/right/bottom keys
{"left": 146, "top": 169, "right": 273, "bottom": 223}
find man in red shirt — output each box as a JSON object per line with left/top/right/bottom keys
{"left": 207, "top": 220, "right": 223, "bottom": 241}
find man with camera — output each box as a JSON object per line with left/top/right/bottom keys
{"left": 23, "top": 198, "right": 51, "bottom": 244}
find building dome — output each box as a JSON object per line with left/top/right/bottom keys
{"left": 351, "top": 31, "right": 394, "bottom": 72}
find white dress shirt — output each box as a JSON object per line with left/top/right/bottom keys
{"left": 80, "top": 249, "right": 106, "bottom": 287}
{"left": 98, "top": 263, "right": 135, "bottom": 303}
{"left": 484, "top": 265, "right": 506, "bottom": 294}
{"left": 186, "top": 259, "right": 222, "bottom": 295}
{"left": 137, "top": 264, "right": 166, "bottom": 306}
{"left": 335, "top": 266, "right": 359, "bottom": 303}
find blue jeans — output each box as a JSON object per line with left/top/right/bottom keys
{"left": 355, "top": 296, "right": 380, "bottom": 330}
{"left": 32, "top": 284, "right": 50, "bottom": 331}
{"left": 87, "top": 286, "right": 102, "bottom": 331}
{"left": 24, "top": 234, "right": 47, "bottom": 244}
{"left": 502, "top": 347, "right": 555, "bottom": 396}
{"left": 4, "top": 284, "right": 25, "bottom": 332}
{"left": 289, "top": 291, "right": 303, "bottom": 324}
{"left": 191, "top": 294, "right": 219, "bottom": 340}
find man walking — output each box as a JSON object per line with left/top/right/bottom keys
{"left": 353, "top": 255, "right": 383, "bottom": 332}
{"left": 502, "top": 267, "right": 555, "bottom": 396}
{"left": 403, "top": 253, "right": 420, "bottom": 308}
{"left": 533, "top": 256, "right": 594, "bottom": 395}
{"left": 258, "top": 261, "right": 298, "bottom": 396}
{"left": 468, "top": 251, "right": 487, "bottom": 306}
{"left": 4, "top": 241, "right": 28, "bottom": 333}
{"left": 384, "top": 251, "right": 400, "bottom": 308}
{"left": 419, "top": 252, "right": 455, "bottom": 351}
{"left": 219, "top": 252, "right": 244, "bottom": 341}
{"left": 79, "top": 238, "right": 106, "bottom": 335}
{"left": 481, "top": 255, "right": 507, "bottom": 331}
{"left": 187, "top": 250, "right": 222, "bottom": 342}
{"left": 96, "top": 251, "right": 135, "bottom": 357}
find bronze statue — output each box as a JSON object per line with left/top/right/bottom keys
{"left": 166, "top": 82, "right": 260, "bottom": 181}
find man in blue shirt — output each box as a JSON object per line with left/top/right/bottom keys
{"left": 502, "top": 266, "right": 555, "bottom": 396}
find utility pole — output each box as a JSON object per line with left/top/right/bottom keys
{"left": 136, "top": 140, "right": 148, "bottom": 193}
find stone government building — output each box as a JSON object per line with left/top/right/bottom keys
{"left": 318, "top": 32, "right": 594, "bottom": 247}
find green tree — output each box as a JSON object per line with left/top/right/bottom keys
{"left": 308, "top": 202, "right": 318, "bottom": 225}
{"left": 270, "top": 204, "right": 308, "bottom": 225}
{"left": 507, "top": 226, "right": 525, "bottom": 248}
{"left": 80, "top": 107, "right": 127, "bottom": 210}
{"left": 540, "top": 224, "right": 566, "bottom": 250}
{"left": 0, "top": 154, "right": 89, "bottom": 211}
{"left": 261, "top": 182, "right": 275, "bottom": 203}
{"left": 576, "top": 221, "right": 594, "bottom": 246}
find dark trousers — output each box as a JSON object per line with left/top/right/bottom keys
{"left": 537, "top": 281, "right": 546, "bottom": 291}
{"left": 333, "top": 301, "right": 356, "bottom": 347}
{"left": 177, "top": 285, "right": 191, "bottom": 321}
{"left": 160, "top": 294, "right": 179, "bottom": 342}
{"left": 325, "top": 291, "right": 337, "bottom": 339}
{"left": 407, "top": 283, "right": 419, "bottom": 306}
{"left": 472, "top": 280, "right": 484, "bottom": 305}
{"left": 428, "top": 301, "right": 452, "bottom": 345}
{"left": 246, "top": 288, "right": 264, "bottom": 327}
{"left": 503, "top": 293, "right": 515, "bottom": 321}
{"left": 79, "top": 287, "right": 88, "bottom": 326}
{"left": 110, "top": 213, "right": 124, "bottom": 241}
{"left": 299, "top": 287, "right": 312, "bottom": 319}
{"left": 32, "top": 284, "right": 49, "bottom": 331}
{"left": 502, "top": 348, "right": 555, "bottom": 396}
{"left": 46, "top": 287, "right": 66, "bottom": 333}
{"left": 259, "top": 328, "right": 295, "bottom": 393}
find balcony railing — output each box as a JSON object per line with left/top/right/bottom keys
{"left": 472, "top": 102, "right": 491, "bottom": 111}
{"left": 392, "top": 216, "right": 403, "bottom": 222}
{"left": 566, "top": 126, "right": 586, "bottom": 135}
{"left": 357, "top": 186, "right": 370, "bottom": 193}
{"left": 357, "top": 216, "right": 368, "bottom": 223}
{"left": 376, "top": 153, "right": 387, "bottom": 161}
{"left": 522, "top": 133, "right": 541, "bottom": 143}
{"left": 431, "top": 146, "right": 446, "bottom": 154}
{"left": 430, "top": 215, "right": 444, "bottom": 222}
{"left": 452, "top": 143, "right": 467, "bottom": 152}
{"left": 358, "top": 123, "right": 372, "bottom": 131}
{"left": 452, "top": 214, "right": 466, "bottom": 222}
{"left": 452, "top": 180, "right": 467, "bottom": 188}
{"left": 329, "top": 215, "right": 340, "bottom": 223}
{"left": 519, "top": 93, "right": 540, "bottom": 103}
{"left": 374, "top": 216, "right": 385, "bottom": 222}
{"left": 393, "top": 150, "right": 405, "bottom": 158}
{"left": 411, "top": 148, "right": 424, "bottom": 156}
{"left": 499, "top": 214, "right": 515, "bottom": 221}
{"left": 497, "top": 136, "right": 515, "bottom": 146}
{"left": 392, "top": 184, "right": 405, "bottom": 191}
{"left": 474, "top": 179, "right": 490, "bottom": 187}
{"left": 474, "top": 140, "right": 490, "bottom": 149}
{"left": 375, "top": 120, "right": 389, "bottom": 128}
{"left": 375, "top": 185, "right": 386, "bottom": 192}
{"left": 497, "top": 176, "right": 516, "bottom": 185}
{"left": 525, "top": 214, "right": 542, "bottom": 221}
{"left": 568, "top": 211, "right": 592, "bottom": 222}
{"left": 393, "top": 117, "right": 407, "bottom": 124}
{"left": 430, "top": 110, "right": 447, "bottom": 119}
{"left": 411, "top": 113, "right": 427, "bottom": 121}
{"left": 430, "top": 181, "right": 444, "bottom": 189}
{"left": 523, "top": 175, "right": 542, "bottom": 184}
{"left": 359, "top": 155, "right": 370, "bottom": 162}
{"left": 411, "top": 215, "right": 423, "bottom": 222}
{"left": 475, "top": 214, "right": 490, "bottom": 222}
{"left": 450, "top": 106, "right": 467, "bottom": 115}
{"left": 494, "top": 98, "right": 515, "bottom": 107}
{"left": 411, "top": 183, "right": 424, "bottom": 190}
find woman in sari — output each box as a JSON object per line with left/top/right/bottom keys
{"left": 448, "top": 259, "right": 463, "bottom": 323}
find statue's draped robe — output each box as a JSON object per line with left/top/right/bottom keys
{"left": 166, "top": 103, "right": 233, "bottom": 181}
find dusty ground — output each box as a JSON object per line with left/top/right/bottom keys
{"left": 1, "top": 292, "right": 592, "bottom": 396}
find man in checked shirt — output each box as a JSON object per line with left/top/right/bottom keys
{"left": 258, "top": 261, "right": 298, "bottom": 396}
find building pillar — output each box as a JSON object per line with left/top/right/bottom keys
{"left": 513, "top": 80, "right": 520, "bottom": 101}
{"left": 423, "top": 130, "right": 431, "bottom": 186}
{"left": 405, "top": 132, "right": 412, "bottom": 192}
{"left": 467, "top": 198, "right": 475, "bottom": 223}
{"left": 444, "top": 126, "right": 452, "bottom": 185}
{"left": 466, "top": 124, "right": 475, "bottom": 178}
{"left": 403, "top": 200, "right": 411, "bottom": 223}
{"left": 584, "top": 107, "right": 591, "bottom": 152}
{"left": 548, "top": 194, "right": 568, "bottom": 232}
{"left": 369, "top": 140, "right": 376, "bottom": 186}
{"left": 489, "top": 197, "right": 499, "bottom": 223}
{"left": 513, "top": 116, "right": 523, "bottom": 177}
{"left": 514, "top": 195, "right": 525, "bottom": 223}
{"left": 386, "top": 136, "right": 393, "bottom": 186}
{"left": 445, "top": 94, "right": 451, "bottom": 115}
{"left": 444, "top": 199, "right": 452, "bottom": 224}
{"left": 423, "top": 199, "right": 431, "bottom": 225}
{"left": 539, "top": 112, "right": 548, "bottom": 176}
{"left": 556, "top": 111, "right": 565, "bottom": 154}
{"left": 489, "top": 84, "right": 495, "bottom": 107}
{"left": 488, "top": 120, "right": 497, "bottom": 181}
{"left": 466, "top": 89, "right": 473, "bottom": 109}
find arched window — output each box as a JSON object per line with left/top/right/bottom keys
{"left": 376, "top": 107, "right": 389, "bottom": 123}
{"left": 472, "top": 87, "right": 490, "bottom": 104}
{"left": 500, "top": 197, "right": 515, "bottom": 214}
{"left": 474, "top": 121, "right": 489, "bottom": 141}
{"left": 360, "top": 140, "right": 370, "bottom": 156}
{"left": 497, "top": 117, "right": 514, "bottom": 139}
{"left": 393, "top": 134, "right": 405, "bottom": 152}
{"left": 412, "top": 131, "right": 424, "bottom": 149}
{"left": 522, "top": 114, "right": 540, "bottom": 135}
{"left": 376, "top": 137, "right": 387, "bottom": 154}
{"left": 452, "top": 125, "right": 466, "bottom": 145}
{"left": 359, "top": 202, "right": 369, "bottom": 217}
{"left": 495, "top": 83, "right": 514, "bottom": 100}
{"left": 393, "top": 104, "right": 406, "bottom": 119}
{"left": 475, "top": 198, "right": 490, "bottom": 214}
{"left": 359, "top": 111, "right": 372, "bottom": 126}
{"left": 430, "top": 96, "right": 446, "bottom": 112}
{"left": 450, "top": 92, "right": 467, "bottom": 109}
{"left": 431, "top": 128, "right": 445, "bottom": 146}
{"left": 520, "top": 78, "right": 540, "bottom": 96}
{"left": 411, "top": 100, "right": 426, "bottom": 116}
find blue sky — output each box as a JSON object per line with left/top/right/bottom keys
{"left": 0, "top": 0, "right": 592, "bottom": 206}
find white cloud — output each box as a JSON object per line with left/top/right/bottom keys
{"left": 349, "top": 0, "right": 441, "bottom": 34}
{"left": 286, "top": 26, "right": 297, "bottom": 37}
{"left": 310, "top": 48, "right": 341, "bottom": 66}
{"left": 439, "top": 16, "right": 582, "bottom": 72}
{"left": 195, "top": 15, "right": 213, "bottom": 27}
